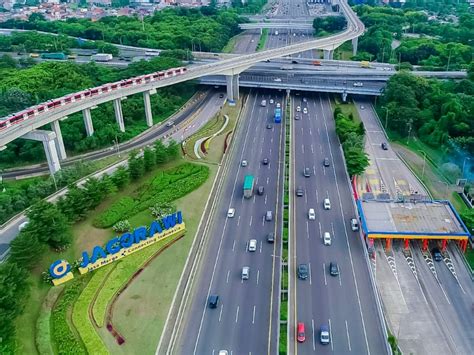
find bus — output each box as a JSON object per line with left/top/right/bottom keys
{"left": 243, "top": 175, "right": 255, "bottom": 198}
{"left": 275, "top": 108, "right": 282, "bottom": 123}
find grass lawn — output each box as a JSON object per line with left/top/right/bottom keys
{"left": 256, "top": 28, "right": 269, "bottom": 51}
{"left": 222, "top": 34, "right": 240, "bottom": 53}
{"left": 333, "top": 98, "right": 361, "bottom": 123}
{"left": 465, "top": 247, "right": 474, "bottom": 270}
{"left": 102, "top": 163, "right": 218, "bottom": 355}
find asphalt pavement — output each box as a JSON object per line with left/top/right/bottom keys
{"left": 289, "top": 93, "right": 388, "bottom": 354}
{"left": 175, "top": 91, "right": 285, "bottom": 354}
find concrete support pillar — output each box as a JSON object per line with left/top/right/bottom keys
{"left": 341, "top": 91, "right": 347, "bottom": 102}
{"left": 404, "top": 239, "right": 409, "bottom": 250}
{"left": 422, "top": 239, "right": 428, "bottom": 251}
{"left": 226, "top": 74, "right": 240, "bottom": 103}
{"left": 50, "top": 120, "right": 67, "bottom": 161}
{"left": 23, "top": 130, "right": 61, "bottom": 175}
{"left": 143, "top": 91, "right": 153, "bottom": 127}
{"left": 441, "top": 239, "right": 447, "bottom": 252}
{"left": 352, "top": 37, "right": 358, "bottom": 56}
{"left": 385, "top": 238, "right": 391, "bottom": 252}
{"left": 113, "top": 98, "right": 125, "bottom": 132}
{"left": 82, "top": 108, "right": 94, "bottom": 136}
{"left": 460, "top": 240, "right": 467, "bottom": 252}
{"left": 323, "top": 49, "right": 334, "bottom": 60}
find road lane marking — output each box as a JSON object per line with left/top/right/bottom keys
{"left": 257, "top": 270, "right": 260, "bottom": 285}
{"left": 249, "top": 215, "right": 253, "bottom": 226}
{"left": 264, "top": 195, "right": 268, "bottom": 205}
{"left": 253, "top": 195, "right": 256, "bottom": 203}
{"left": 309, "top": 128, "right": 312, "bottom": 135}
{"left": 339, "top": 270, "right": 342, "bottom": 286}
{"left": 262, "top": 216, "right": 265, "bottom": 226}
{"left": 302, "top": 144, "right": 305, "bottom": 154}
{"left": 226, "top": 270, "right": 230, "bottom": 283}
{"left": 219, "top": 305, "right": 223, "bottom": 322}
{"left": 306, "top": 221, "right": 309, "bottom": 239}
{"left": 271, "top": 137, "right": 273, "bottom": 143}
{"left": 323, "top": 263, "right": 327, "bottom": 285}
{"left": 267, "top": 177, "right": 269, "bottom": 184}
{"left": 232, "top": 240, "right": 236, "bottom": 252}
{"left": 311, "top": 144, "right": 314, "bottom": 153}
{"left": 259, "top": 240, "right": 263, "bottom": 253}
{"left": 312, "top": 319, "right": 316, "bottom": 351}
{"left": 319, "top": 222, "right": 322, "bottom": 239}
{"left": 270, "top": 148, "right": 272, "bottom": 155}
{"left": 346, "top": 320, "right": 352, "bottom": 351}
{"left": 331, "top": 222, "right": 335, "bottom": 240}
{"left": 316, "top": 189, "right": 319, "bottom": 203}
{"left": 320, "top": 144, "right": 323, "bottom": 153}
{"left": 252, "top": 305, "right": 256, "bottom": 324}
{"left": 235, "top": 306, "right": 240, "bottom": 323}
{"left": 329, "top": 318, "right": 334, "bottom": 351}
{"left": 309, "top": 262, "right": 312, "bottom": 285}
{"left": 305, "top": 193, "right": 308, "bottom": 204}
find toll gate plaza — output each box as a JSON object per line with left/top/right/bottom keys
{"left": 357, "top": 199, "right": 471, "bottom": 252}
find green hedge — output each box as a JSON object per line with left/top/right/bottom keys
{"left": 94, "top": 163, "right": 209, "bottom": 228}
{"left": 72, "top": 267, "right": 111, "bottom": 355}
{"left": 36, "top": 287, "right": 63, "bottom": 355}
{"left": 51, "top": 279, "right": 88, "bottom": 354}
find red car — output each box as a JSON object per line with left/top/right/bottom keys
{"left": 297, "top": 322, "right": 306, "bottom": 343}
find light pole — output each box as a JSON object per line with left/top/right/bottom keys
{"left": 419, "top": 150, "right": 427, "bottom": 179}
{"left": 462, "top": 157, "right": 471, "bottom": 179}
{"left": 382, "top": 106, "right": 389, "bottom": 130}
{"left": 113, "top": 136, "right": 120, "bottom": 157}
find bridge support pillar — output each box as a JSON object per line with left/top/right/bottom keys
{"left": 50, "top": 120, "right": 67, "bottom": 161}
{"left": 22, "top": 130, "right": 61, "bottom": 175}
{"left": 83, "top": 108, "right": 94, "bottom": 136}
{"left": 226, "top": 74, "right": 240, "bottom": 103}
{"left": 385, "top": 238, "right": 391, "bottom": 252}
{"left": 143, "top": 91, "right": 153, "bottom": 127}
{"left": 441, "top": 239, "right": 447, "bottom": 252}
{"left": 404, "top": 239, "right": 409, "bottom": 250}
{"left": 352, "top": 37, "right": 358, "bottom": 56}
{"left": 113, "top": 98, "right": 125, "bottom": 132}
{"left": 341, "top": 91, "right": 347, "bottom": 102}
{"left": 422, "top": 239, "right": 428, "bottom": 251}
{"left": 323, "top": 49, "right": 334, "bottom": 60}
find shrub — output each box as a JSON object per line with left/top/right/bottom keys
{"left": 113, "top": 220, "right": 131, "bottom": 233}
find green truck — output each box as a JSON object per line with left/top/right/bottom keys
{"left": 243, "top": 175, "right": 254, "bottom": 198}
{"left": 40, "top": 52, "right": 67, "bottom": 60}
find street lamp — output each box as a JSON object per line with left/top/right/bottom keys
{"left": 382, "top": 106, "right": 389, "bottom": 130}
{"left": 419, "top": 150, "right": 427, "bottom": 180}
{"left": 462, "top": 157, "right": 471, "bottom": 179}
{"left": 112, "top": 136, "right": 120, "bottom": 157}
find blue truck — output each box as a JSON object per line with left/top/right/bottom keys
{"left": 274, "top": 108, "right": 282, "bottom": 123}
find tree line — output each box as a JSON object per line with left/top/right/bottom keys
{"left": 0, "top": 140, "right": 180, "bottom": 353}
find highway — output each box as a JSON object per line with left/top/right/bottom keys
{"left": 173, "top": 91, "right": 284, "bottom": 354}
{"left": 288, "top": 93, "right": 388, "bottom": 354}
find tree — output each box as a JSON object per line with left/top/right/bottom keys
{"left": 166, "top": 140, "right": 180, "bottom": 161}
{"left": 143, "top": 147, "right": 156, "bottom": 172}
{"left": 128, "top": 151, "right": 145, "bottom": 180}
{"left": 344, "top": 147, "right": 370, "bottom": 176}
{"left": 111, "top": 166, "right": 129, "bottom": 189}
{"left": 154, "top": 140, "right": 168, "bottom": 165}
{"left": 8, "top": 232, "right": 45, "bottom": 268}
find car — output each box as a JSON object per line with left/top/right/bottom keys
{"left": 262, "top": 158, "right": 269, "bottom": 165}
{"left": 251, "top": 39, "right": 254, "bottom": 43}
{"left": 291, "top": 60, "right": 298, "bottom": 64}
{"left": 242, "top": 266, "right": 250, "bottom": 280}
{"left": 381, "top": 142, "right": 388, "bottom": 150}
{"left": 219, "top": 351, "right": 228, "bottom": 355}
{"left": 270, "top": 99, "right": 274, "bottom": 104}
{"left": 320, "top": 325, "right": 330, "bottom": 344}
{"left": 360, "top": 105, "right": 365, "bottom": 110}
{"left": 227, "top": 208, "right": 235, "bottom": 218}
{"left": 219, "top": 93, "right": 224, "bottom": 98}
{"left": 276, "top": 102, "right": 281, "bottom": 108}
{"left": 303, "top": 167, "right": 311, "bottom": 177}
{"left": 166, "top": 121, "right": 174, "bottom": 127}
{"left": 261, "top": 100, "right": 267, "bottom": 107}
{"left": 323, "top": 232, "right": 332, "bottom": 246}
{"left": 296, "top": 106, "right": 301, "bottom": 112}
{"left": 274, "top": 78, "right": 282, "bottom": 82}
{"left": 266, "top": 123, "right": 273, "bottom": 129}
{"left": 248, "top": 239, "right": 257, "bottom": 252}
{"left": 297, "top": 322, "right": 306, "bottom": 342}
{"left": 296, "top": 187, "right": 304, "bottom": 197}
{"left": 257, "top": 185, "right": 265, "bottom": 195}
{"left": 353, "top": 82, "right": 364, "bottom": 87}
{"left": 303, "top": 107, "right": 308, "bottom": 114}
{"left": 308, "top": 208, "right": 315, "bottom": 220}
{"left": 329, "top": 261, "right": 339, "bottom": 276}
{"left": 432, "top": 247, "right": 442, "bottom": 262}
{"left": 323, "top": 157, "right": 330, "bottom": 167}
{"left": 208, "top": 295, "right": 219, "bottom": 308}
{"left": 323, "top": 198, "right": 331, "bottom": 210}
{"left": 265, "top": 210, "right": 273, "bottom": 221}
{"left": 297, "top": 264, "right": 308, "bottom": 280}
{"left": 294, "top": 114, "right": 301, "bottom": 120}
{"left": 267, "top": 233, "right": 275, "bottom": 243}
{"left": 350, "top": 218, "right": 359, "bottom": 231}
{"left": 241, "top": 160, "right": 248, "bottom": 167}
{"left": 303, "top": 97, "right": 307, "bottom": 102}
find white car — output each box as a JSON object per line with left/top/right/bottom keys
{"left": 353, "top": 82, "right": 364, "bottom": 87}
{"left": 276, "top": 102, "right": 281, "bottom": 108}
{"left": 350, "top": 218, "right": 359, "bottom": 231}
{"left": 227, "top": 208, "right": 235, "bottom": 218}
{"left": 308, "top": 208, "right": 316, "bottom": 220}
{"left": 324, "top": 198, "right": 331, "bottom": 210}
{"left": 248, "top": 239, "right": 257, "bottom": 252}
{"left": 270, "top": 99, "right": 274, "bottom": 104}
{"left": 242, "top": 266, "right": 250, "bottom": 280}
{"left": 274, "top": 78, "right": 282, "bottom": 82}
{"left": 166, "top": 121, "right": 174, "bottom": 127}
{"left": 303, "top": 107, "right": 308, "bottom": 114}
{"left": 241, "top": 160, "right": 248, "bottom": 167}
{"left": 296, "top": 106, "right": 301, "bottom": 112}
{"left": 323, "top": 232, "right": 332, "bottom": 246}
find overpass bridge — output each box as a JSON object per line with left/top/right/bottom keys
{"left": 239, "top": 22, "right": 314, "bottom": 31}
{"left": 0, "top": 0, "right": 364, "bottom": 176}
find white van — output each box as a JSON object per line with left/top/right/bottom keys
{"left": 323, "top": 232, "right": 331, "bottom": 246}
{"left": 261, "top": 100, "right": 267, "bottom": 107}
{"left": 227, "top": 208, "right": 235, "bottom": 218}
{"left": 242, "top": 266, "right": 250, "bottom": 280}
{"left": 248, "top": 239, "right": 257, "bottom": 252}
{"left": 323, "top": 198, "right": 331, "bottom": 210}
{"left": 350, "top": 218, "right": 359, "bottom": 231}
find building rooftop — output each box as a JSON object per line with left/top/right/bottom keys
{"left": 358, "top": 200, "right": 470, "bottom": 239}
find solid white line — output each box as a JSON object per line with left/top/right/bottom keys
{"left": 323, "top": 262, "right": 327, "bottom": 286}
{"left": 329, "top": 318, "right": 334, "bottom": 351}
{"left": 235, "top": 306, "right": 240, "bottom": 323}
{"left": 249, "top": 215, "right": 253, "bottom": 227}
{"left": 252, "top": 305, "right": 256, "bottom": 324}
{"left": 346, "top": 320, "right": 352, "bottom": 351}
{"left": 219, "top": 305, "right": 223, "bottom": 322}
{"left": 312, "top": 319, "right": 316, "bottom": 351}
{"left": 256, "top": 269, "right": 260, "bottom": 285}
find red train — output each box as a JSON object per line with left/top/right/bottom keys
{"left": 0, "top": 67, "right": 187, "bottom": 131}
